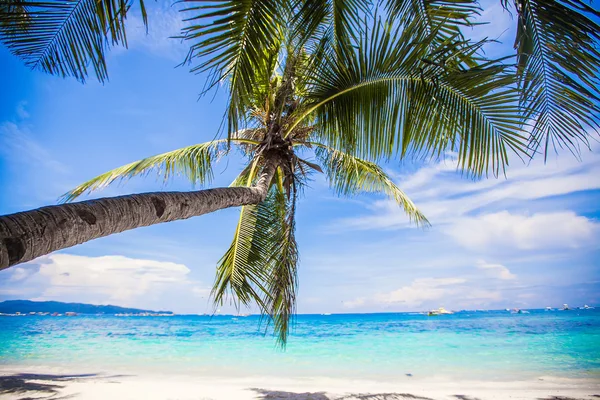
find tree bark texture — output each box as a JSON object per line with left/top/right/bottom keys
{"left": 0, "top": 161, "right": 277, "bottom": 270}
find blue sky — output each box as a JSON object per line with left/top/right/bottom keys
{"left": 1, "top": 1, "right": 599, "bottom": 314}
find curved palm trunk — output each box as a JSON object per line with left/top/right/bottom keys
{"left": 0, "top": 161, "right": 277, "bottom": 270}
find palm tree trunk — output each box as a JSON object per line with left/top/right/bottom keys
{"left": 0, "top": 160, "right": 278, "bottom": 270}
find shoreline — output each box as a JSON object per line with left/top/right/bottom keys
{"left": 1, "top": 366, "right": 599, "bottom": 400}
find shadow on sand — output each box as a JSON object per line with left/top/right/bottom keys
{"left": 0, "top": 373, "right": 126, "bottom": 400}
{"left": 252, "top": 391, "right": 599, "bottom": 400}
{"left": 252, "top": 389, "right": 435, "bottom": 400}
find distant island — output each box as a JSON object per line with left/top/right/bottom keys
{"left": 0, "top": 300, "right": 173, "bottom": 315}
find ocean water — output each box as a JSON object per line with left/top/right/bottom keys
{"left": 1, "top": 310, "right": 599, "bottom": 380}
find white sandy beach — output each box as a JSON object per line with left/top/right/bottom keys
{"left": 1, "top": 367, "right": 599, "bottom": 400}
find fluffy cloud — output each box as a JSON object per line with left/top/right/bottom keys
{"left": 8, "top": 266, "right": 39, "bottom": 282}
{"left": 445, "top": 211, "right": 598, "bottom": 252}
{"left": 342, "top": 276, "right": 506, "bottom": 311}
{"left": 475, "top": 260, "right": 516, "bottom": 280}
{"left": 374, "top": 278, "right": 467, "bottom": 307}
{"left": 343, "top": 297, "right": 367, "bottom": 309}
{"left": 331, "top": 142, "right": 600, "bottom": 233}
{"left": 30, "top": 254, "right": 193, "bottom": 304}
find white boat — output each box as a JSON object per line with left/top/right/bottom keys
{"left": 545, "top": 307, "right": 552, "bottom": 311}
{"left": 428, "top": 307, "right": 453, "bottom": 316}
{"left": 581, "top": 305, "right": 595, "bottom": 310}
{"left": 561, "top": 304, "right": 571, "bottom": 311}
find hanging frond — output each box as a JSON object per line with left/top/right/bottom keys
{"left": 0, "top": 0, "right": 147, "bottom": 83}
{"left": 213, "top": 159, "right": 266, "bottom": 307}
{"left": 178, "top": 0, "right": 286, "bottom": 134}
{"left": 212, "top": 203, "right": 271, "bottom": 310}
{"left": 505, "top": 0, "right": 600, "bottom": 156}
{"left": 63, "top": 139, "right": 230, "bottom": 202}
{"left": 295, "top": 17, "right": 526, "bottom": 176}
{"left": 313, "top": 143, "right": 428, "bottom": 226}
{"left": 213, "top": 174, "right": 299, "bottom": 345}
{"left": 260, "top": 184, "right": 298, "bottom": 346}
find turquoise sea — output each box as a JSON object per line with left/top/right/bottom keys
{"left": 1, "top": 310, "right": 599, "bottom": 380}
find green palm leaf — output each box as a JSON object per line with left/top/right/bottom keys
{"left": 213, "top": 167, "right": 298, "bottom": 345}
{"left": 261, "top": 182, "right": 298, "bottom": 346}
{"left": 178, "top": 0, "right": 286, "bottom": 134}
{"left": 0, "top": 0, "right": 147, "bottom": 82}
{"left": 388, "top": 0, "right": 481, "bottom": 35}
{"left": 288, "top": 0, "right": 372, "bottom": 60}
{"left": 212, "top": 202, "right": 271, "bottom": 310}
{"left": 213, "top": 159, "right": 267, "bottom": 309}
{"left": 313, "top": 143, "right": 429, "bottom": 226}
{"left": 387, "top": 0, "right": 481, "bottom": 68}
{"left": 63, "top": 139, "right": 230, "bottom": 202}
{"left": 503, "top": 0, "right": 600, "bottom": 156}
{"left": 294, "top": 18, "right": 526, "bottom": 176}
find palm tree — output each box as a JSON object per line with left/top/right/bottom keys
{"left": 0, "top": 0, "right": 598, "bottom": 343}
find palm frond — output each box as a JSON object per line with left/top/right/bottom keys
{"left": 178, "top": 0, "right": 286, "bottom": 134}
{"left": 387, "top": 0, "right": 481, "bottom": 67}
{"left": 213, "top": 169, "right": 298, "bottom": 345}
{"left": 63, "top": 139, "right": 229, "bottom": 202}
{"left": 230, "top": 155, "right": 262, "bottom": 187}
{"left": 0, "top": 0, "right": 147, "bottom": 83}
{"left": 290, "top": 0, "right": 370, "bottom": 50}
{"left": 260, "top": 183, "right": 298, "bottom": 346}
{"left": 313, "top": 143, "right": 428, "bottom": 226}
{"left": 213, "top": 158, "right": 266, "bottom": 308}
{"left": 295, "top": 17, "right": 526, "bottom": 176}
{"left": 388, "top": 0, "right": 480, "bottom": 34}
{"left": 212, "top": 204, "right": 271, "bottom": 310}
{"left": 505, "top": 0, "right": 600, "bottom": 156}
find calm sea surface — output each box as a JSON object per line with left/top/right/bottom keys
{"left": 1, "top": 310, "right": 598, "bottom": 380}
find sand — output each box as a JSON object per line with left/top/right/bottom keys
{"left": 1, "top": 367, "right": 599, "bottom": 400}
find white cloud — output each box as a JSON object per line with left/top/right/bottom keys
{"left": 343, "top": 297, "right": 366, "bottom": 309}
{"left": 476, "top": 260, "right": 516, "bottom": 280}
{"left": 329, "top": 142, "right": 600, "bottom": 261}
{"left": 9, "top": 267, "right": 37, "bottom": 282}
{"left": 446, "top": 211, "right": 598, "bottom": 251}
{"left": 342, "top": 276, "right": 507, "bottom": 311}
{"left": 374, "top": 278, "right": 466, "bottom": 307}
{"left": 32, "top": 254, "right": 193, "bottom": 305}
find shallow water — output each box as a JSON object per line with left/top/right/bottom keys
{"left": 1, "top": 310, "right": 598, "bottom": 380}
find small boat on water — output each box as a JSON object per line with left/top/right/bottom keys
{"left": 428, "top": 307, "right": 453, "bottom": 316}
{"left": 561, "top": 304, "right": 571, "bottom": 311}
{"left": 511, "top": 308, "right": 529, "bottom": 314}
{"left": 580, "top": 305, "right": 595, "bottom": 310}
{"left": 545, "top": 307, "right": 552, "bottom": 311}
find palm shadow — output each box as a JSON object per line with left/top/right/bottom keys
{"left": 0, "top": 373, "right": 125, "bottom": 399}
{"left": 252, "top": 389, "right": 435, "bottom": 400}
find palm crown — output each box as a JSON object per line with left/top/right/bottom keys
{"left": 2, "top": 0, "right": 599, "bottom": 344}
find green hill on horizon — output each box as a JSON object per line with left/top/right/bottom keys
{"left": 0, "top": 300, "right": 172, "bottom": 314}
